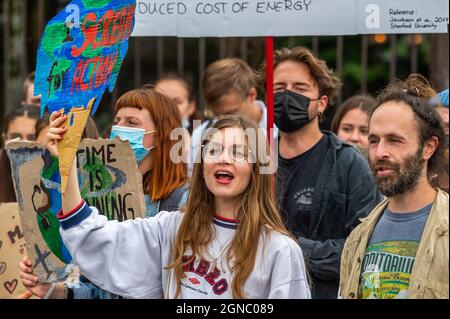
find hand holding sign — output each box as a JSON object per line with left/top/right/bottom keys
{"left": 6, "top": 138, "right": 146, "bottom": 282}
{"left": 18, "top": 256, "right": 51, "bottom": 299}
{"left": 46, "top": 111, "right": 69, "bottom": 157}
{"left": 35, "top": 0, "right": 136, "bottom": 193}
{"left": 57, "top": 100, "right": 94, "bottom": 192}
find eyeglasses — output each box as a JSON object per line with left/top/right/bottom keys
{"left": 213, "top": 109, "right": 242, "bottom": 118}
{"left": 202, "top": 142, "right": 252, "bottom": 163}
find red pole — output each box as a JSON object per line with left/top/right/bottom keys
{"left": 265, "top": 36, "right": 276, "bottom": 196}
{"left": 265, "top": 36, "right": 274, "bottom": 146}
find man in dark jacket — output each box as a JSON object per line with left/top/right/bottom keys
{"left": 260, "top": 47, "right": 382, "bottom": 298}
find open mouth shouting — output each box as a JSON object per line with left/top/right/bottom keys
{"left": 214, "top": 170, "right": 235, "bottom": 185}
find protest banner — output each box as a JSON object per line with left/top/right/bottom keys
{"left": 132, "top": 0, "right": 448, "bottom": 140}
{"left": 134, "top": 0, "right": 355, "bottom": 37}
{"left": 0, "top": 203, "right": 27, "bottom": 299}
{"left": 357, "top": 0, "right": 449, "bottom": 34}
{"left": 133, "top": 0, "right": 448, "bottom": 37}
{"left": 6, "top": 138, "right": 146, "bottom": 283}
{"left": 35, "top": 0, "right": 136, "bottom": 193}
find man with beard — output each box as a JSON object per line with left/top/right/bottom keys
{"left": 258, "top": 47, "right": 383, "bottom": 298}
{"left": 339, "top": 75, "right": 449, "bottom": 299}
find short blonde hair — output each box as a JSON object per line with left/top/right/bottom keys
{"left": 203, "top": 58, "right": 256, "bottom": 116}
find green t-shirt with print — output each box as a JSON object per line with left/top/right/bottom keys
{"left": 359, "top": 204, "right": 432, "bottom": 299}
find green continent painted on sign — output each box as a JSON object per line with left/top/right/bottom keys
{"left": 37, "top": 212, "right": 65, "bottom": 262}
{"left": 41, "top": 22, "right": 70, "bottom": 57}
{"left": 80, "top": 155, "right": 113, "bottom": 198}
{"left": 41, "top": 155, "right": 59, "bottom": 180}
{"left": 81, "top": 46, "right": 103, "bottom": 59}
{"left": 82, "top": 0, "right": 113, "bottom": 8}
{"left": 48, "top": 59, "right": 72, "bottom": 99}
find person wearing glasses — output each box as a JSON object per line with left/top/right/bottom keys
{"left": 190, "top": 58, "right": 276, "bottom": 175}
{"left": 0, "top": 105, "right": 39, "bottom": 203}
{"left": 24, "top": 115, "right": 310, "bottom": 299}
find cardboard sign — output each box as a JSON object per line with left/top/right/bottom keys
{"left": 133, "top": 0, "right": 448, "bottom": 37}
{"left": 35, "top": 0, "right": 136, "bottom": 193}
{"left": 58, "top": 103, "right": 93, "bottom": 193}
{"left": 0, "top": 203, "right": 28, "bottom": 299}
{"left": 6, "top": 138, "right": 146, "bottom": 283}
{"left": 77, "top": 138, "right": 146, "bottom": 222}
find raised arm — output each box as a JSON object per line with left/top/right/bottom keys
{"left": 46, "top": 111, "right": 178, "bottom": 298}
{"left": 58, "top": 203, "right": 174, "bottom": 298}
{"left": 46, "top": 110, "right": 83, "bottom": 214}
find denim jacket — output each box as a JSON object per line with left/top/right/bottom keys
{"left": 72, "top": 276, "right": 122, "bottom": 299}
{"left": 277, "top": 131, "right": 383, "bottom": 299}
{"left": 145, "top": 185, "right": 189, "bottom": 218}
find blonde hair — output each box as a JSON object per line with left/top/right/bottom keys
{"left": 203, "top": 58, "right": 256, "bottom": 117}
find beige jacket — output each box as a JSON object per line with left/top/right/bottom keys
{"left": 340, "top": 189, "right": 449, "bottom": 299}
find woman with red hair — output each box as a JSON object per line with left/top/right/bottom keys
{"left": 111, "top": 87, "right": 188, "bottom": 216}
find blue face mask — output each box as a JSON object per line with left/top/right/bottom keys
{"left": 110, "top": 126, "right": 156, "bottom": 163}
{"left": 182, "top": 117, "right": 191, "bottom": 129}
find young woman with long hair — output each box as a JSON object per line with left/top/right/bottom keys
{"left": 26, "top": 115, "right": 310, "bottom": 299}
{"left": 331, "top": 94, "right": 377, "bottom": 149}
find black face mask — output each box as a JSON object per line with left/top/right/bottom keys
{"left": 274, "top": 90, "right": 318, "bottom": 133}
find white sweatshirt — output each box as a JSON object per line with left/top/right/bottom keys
{"left": 58, "top": 201, "right": 311, "bottom": 299}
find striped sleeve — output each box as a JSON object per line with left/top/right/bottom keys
{"left": 58, "top": 201, "right": 92, "bottom": 230}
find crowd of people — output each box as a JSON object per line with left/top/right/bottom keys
{"left": 0, "top": 46, "right": 448, "bottom": 299}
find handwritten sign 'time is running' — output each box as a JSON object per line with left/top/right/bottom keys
{"left": 133, "top": 0, "right": 448, "bottom": 37}
{"left": 6, "top": 139, "right": 145, "bottom": 283}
